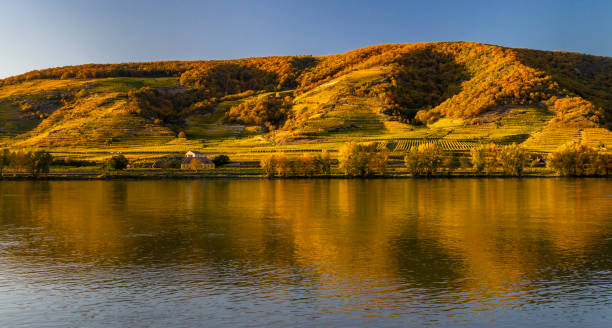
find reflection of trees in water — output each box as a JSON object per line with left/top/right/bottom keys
{"left": 1, "top": 179, "right": 612, "bottom": 296}
{"left": 388, "top": 222, "right": 467, "bottom": 290}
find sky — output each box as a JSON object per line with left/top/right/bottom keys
{"left": 1, "top": 0, "right": 611, "bottom": 78}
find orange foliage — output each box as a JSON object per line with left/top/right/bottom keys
{"left": 2, "top": 42, "right": 610, "bottom": 128}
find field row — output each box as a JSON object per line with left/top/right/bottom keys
{"left": 377, "top": 138, "right": 480, "bottom": 152}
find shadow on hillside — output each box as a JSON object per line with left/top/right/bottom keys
{"left": 514, "top": 49, "right": 612, "bottom": 124}
{"left": 182, "top": 63, "right": 281, "bottom": 95}
{"left": 387, "top": 48, "right": 470, "bottom": 120}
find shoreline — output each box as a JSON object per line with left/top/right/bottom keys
{"left": 1, "top": 171, "right": 610, "bottom": 181}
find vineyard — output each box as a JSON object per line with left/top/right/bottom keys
{"left": 521, "top": 128, "right": 583, "bottom": 152}
{"left": 1, "top": 42, "right": 611, "bottom": 164}
{"left": 381, "top": 138, "right": 480, "bottom": 152}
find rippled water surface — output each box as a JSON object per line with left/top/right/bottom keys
{"left": 1, "top": 179, "right": 611, "bottom": 327}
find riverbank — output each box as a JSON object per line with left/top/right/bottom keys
{"left": 1, "top": 167, "right": 609, "bottom": 180}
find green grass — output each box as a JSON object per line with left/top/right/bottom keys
{"left": 88, "top": 77, "right": 178, "bottom": 93}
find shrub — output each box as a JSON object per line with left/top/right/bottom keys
{"left": 107, "top": 154, "right": 129, "bottom": 170}
{"left": 161, "top": 160, "right": 181, "bottom": 169}
{"left": 212, "top": 155, "right": 230, "bottom": 167}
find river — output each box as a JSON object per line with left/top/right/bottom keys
{"left": 1, "top": 179, "right": 611, "bottom": 327}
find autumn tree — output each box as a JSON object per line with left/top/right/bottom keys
{"left": 313, "top": 150, "right": 333, "bottom": 175}
{"left": 260, "top": 156, "right": 277, "bottom": 177}
{"left": 226, "top": 94, "right": 292, "bottom": 130}
{"left": 107, "top": 154, "right": 129, "bottom": 170}
{"left": 212, "top": 155, "right": 230, "bottom": 167}
{"left": 591, "top": 152, "right": 611, "bottom": 176}
{"left": 547, "top": 143, "right": 597, "bottom": 176}
{"left": 0, "top": 149, "right": 11, "bottom": 178}
{"left": 31, "top": 150, "right": 53, "bottom": 178}
{"left": 274, "top": 154, "right": 294, "bottom": 177}
{"left": 404, "top": 143, "right": 443, "bottom": 176}
{"left": 339, "top": 142, "right": 388, "bottom": 177}
{"left": 442, "top": 152, "right": 462, "bottom": 174}
{"left": 471, "top": 143, "right": 499, "bottom": 175}
{"left": 11, "top": 151, "right": 32, "bottom": 172}
{"left": 496, "top": 144, "right": 530, "bottom": 176}
{"left": 296, "top": 153, "right": 315, "bottom": 177}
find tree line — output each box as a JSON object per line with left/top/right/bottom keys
{"left": 259, "top": 142, "right": 610, "bottom": 178}
{"left": 406, "top": 142, "right": 609, "bottom": 177}
{"left": 260, "top": 152, "right": 332, "bottom": 177}
{"left": 0, "top": 149, "right": 54, "bottom": 178}
{"left": 547, "top": 143, "right": 610, "bottom": 176}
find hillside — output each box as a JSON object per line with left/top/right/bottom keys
{"left": 1, "top": 41, "right": 611, "bottom": 162}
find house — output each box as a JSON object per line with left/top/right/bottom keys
{"left": 185, "top": 151, "right": 205, "bottom": 158}
{"left": 181, "top": 151, "right": 215, "bottom": 170}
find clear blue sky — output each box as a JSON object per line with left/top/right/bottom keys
{"left": 1, "top": 0, "right": 611, "bottom": 78}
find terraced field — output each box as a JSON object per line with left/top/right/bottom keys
{"left": 366, "top": 138, "right": 478, "bottom": 152}
{"left": 287, "top": 67, "right": 389, "bottom": 137}
{"left": 0, "top": 57, "right": 610, "bottom": 165}
{"left": 581, "top": 128, "right": 612, "bottom": 150}
{"left": 522, "top": 128, "right": 583, "bottom": 152}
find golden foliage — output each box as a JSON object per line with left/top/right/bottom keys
{"left": 2, "top": 41, "right": 611, "bottom": 135}
{"left": 225, "top": 94, "right": 292, "bottom": 130}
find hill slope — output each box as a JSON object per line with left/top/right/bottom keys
{"left": 1, "top": 42, "right": 611, "bottom": 160}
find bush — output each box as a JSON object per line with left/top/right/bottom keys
{"left": 107, "top": 154, "right": 129, "bottom": 170}
{"left": 212, "top": 155, "right": 230, "bottom": 167}
{"left": 161, "top": 159, "right": 181, "bottom": 169}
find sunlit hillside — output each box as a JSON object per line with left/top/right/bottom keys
{"left": 1, "top": 42, "right": 611, "bottom": 162}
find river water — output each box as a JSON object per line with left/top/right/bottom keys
{"left": 0, "top": 179, "right": 611, "bottom": 327}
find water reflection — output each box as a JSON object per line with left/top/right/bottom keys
{"left": 0, "top": 179, "right": 611, "bottom": 326}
